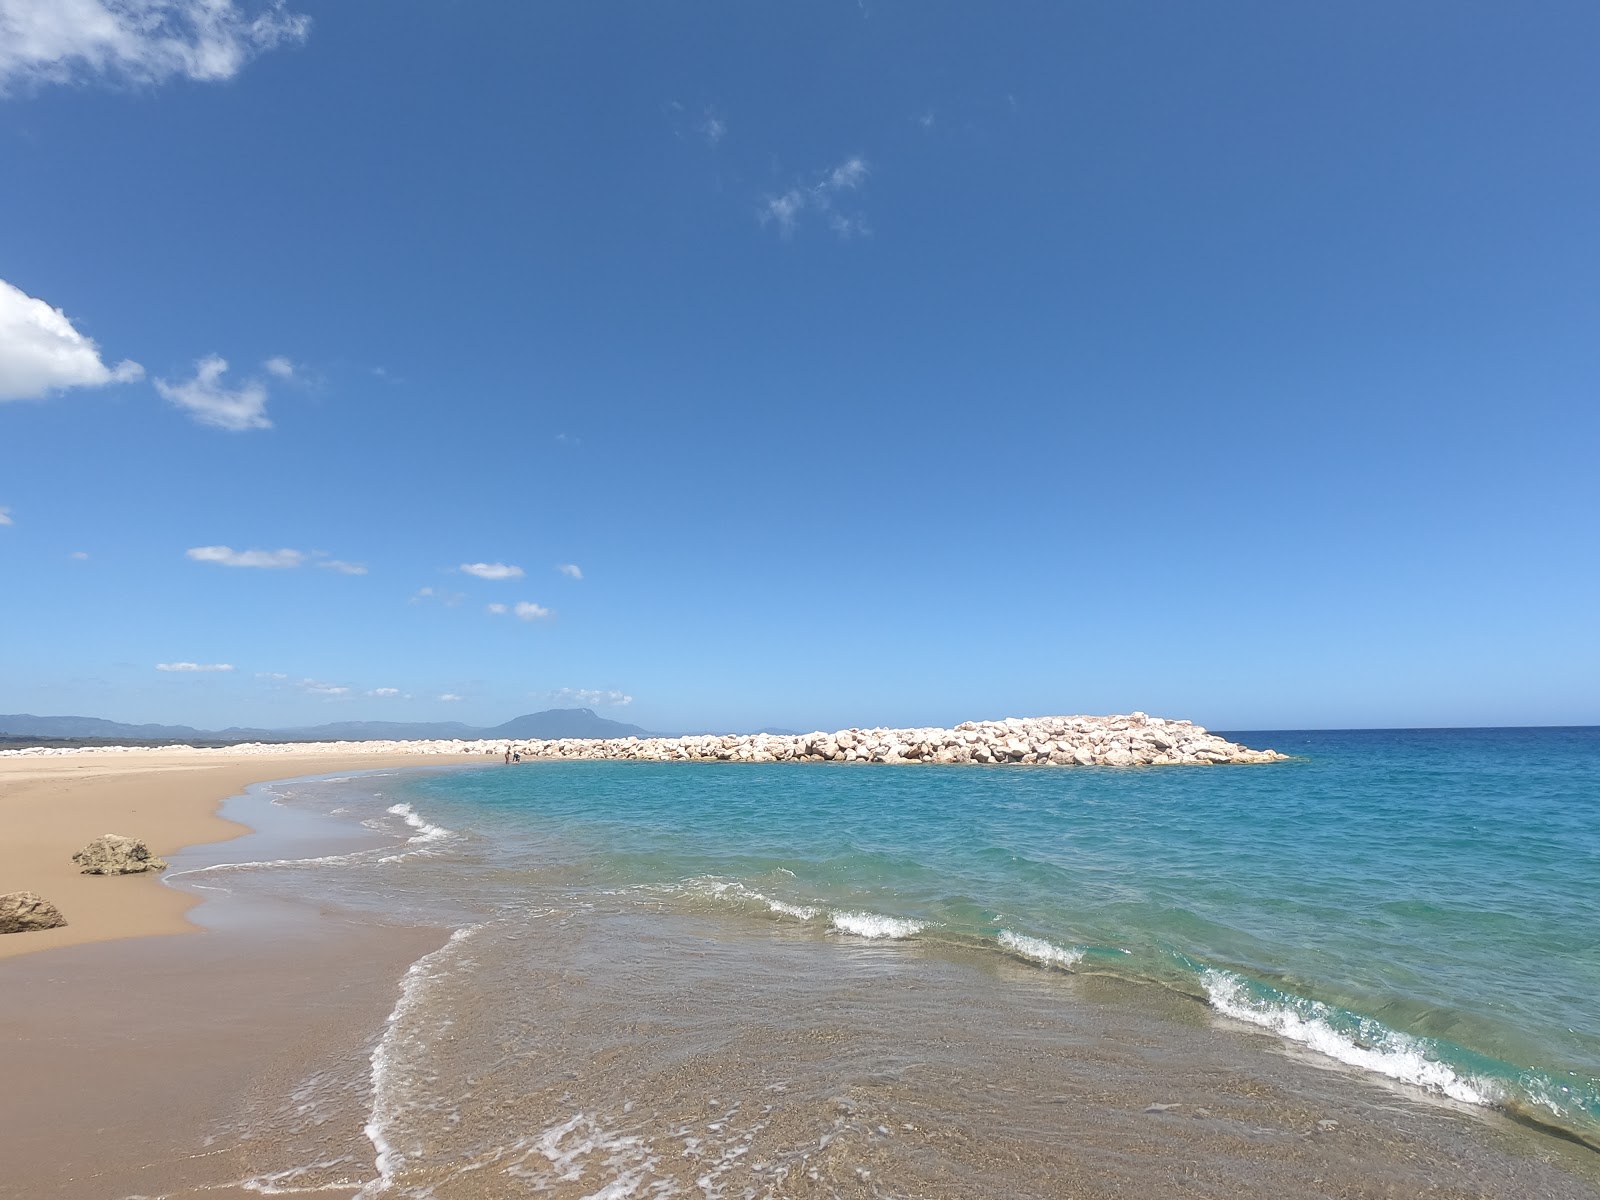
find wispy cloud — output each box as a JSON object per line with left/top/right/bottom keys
{"left": 156, "top": 356, "right": 271, "bottom": 431}
{"left": 157, "top": 661, "right": 233, "bottom": 672}
{"left": 759, "top": 156, "right": 871, "bottom": 240}
{"left": 316, "top": 558, "right": 367, "bottom": 575}
{"left": 460, "top": 561, "right": 524, "bottom": 581}
{"left": 187, "top": 545, "right": 305, "bottom": 568}
{"left": 549, "top": 687, "right": 634, "bottom": 708}
{"left": 256, "top": 671, "right": 288, "bottom": 680}
{"left": 0, "top": 0, "right": 311, "bottom": 92}
{"left": 263, "top": 355, "right": 295, "bottom": 379}
{"left": 368, "top": 687, "right": 400, "bottom": 697}
{"left": 554, "top": 432, "right": 580, "bottom": 445}
{"left": 486, "top": 599, "right": 553, "bottom": 621}
{"left": 69, "top": 550, "right": 88, "bottom": 559}
{"left": 298, "top": 678, "right": 349, "bottom": 697}
{"left": 0, "top": 507, "right": 11, "bottom": 526}
{"left": 438, "top": 693, "right": 462, "bottom": 702}
{"left": 700, "top": 109, "right": 726, "bottom": 146}
{"left": 0, "top": 278, "right": 143, "bottom": 401}
{"left": 412, "top": 585, "right": 465, "bottom": 606}
{"left": 556, "top": 563, "right": 582, "bottom": 581}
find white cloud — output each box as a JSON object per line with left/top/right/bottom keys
{"left": 556, "top": 563, "right": 582, "bottom": 581}
{"left": 187, "top": 545, "right": 304, "bottom": 568}
{"left": 460, "top": 561, "right": 524, "bottom": 581}
{"left": 485, "top": 602, "right": 508, "bottom": 615}
{"left": 298, "top": 678, "right": 349, "bottom": 696}
{"left": 513, "top": 601, "right": 551, "bottom": 621}
{"left": 700, "top": 110, "right": 726, "bottom": 146}
{"left": 0, "top": 278, "right": 143, "bottom": 401}
{"left": 262, "top": 355, "right": 294, "bottom": 379}
{"left": 368, "top": 687, "right": 400, "bottom": 697}
{"left": 0, "top": 507, "right": 11, "bottom": 526}
{"left": 317, "top": 558, "right": 367, "bottom": 575}
{"left": 255, "top": 671, "right": 288, "bottom": 679}
{"left": 549, "top": 687, "right": 634, "bottom": 708}
{"left": 554, "top": 432, "right": 580, "bottom": 445}
{"left": 157, "top": 661, "right": 233, "bottom": 672}
{"left": 760, "top": 156, "right": 871, "bottom": 240}
{"left": 156, "top": 355, "right": 272, "bottom": 431}
{"left": 438, "top": 693, "right": 462, "bottom": 702}
{"left": 69, "top": 550, "right": 88, "bottom": 559}
{"left": 0, "top": 0, "right": 311, "bottom": 92}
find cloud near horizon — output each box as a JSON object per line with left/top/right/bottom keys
{"left": 156, "top": 355, "right": 273, "bottom": 431}
{"left": 549, "top": 687, "right": 634, "bottom": 708}
{"left": 0, "top": 0, "right": 311, "bottom": 92}
{"left": 157, "top": 661, "right": 233, "bottom": 672}
{"left": 460, "top": 561, "right": 524, "bottom": 581}
{"left": 0, "top": 278, "right": 144, "bottom": 402}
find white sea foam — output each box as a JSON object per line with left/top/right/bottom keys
{"left": 998, "top": 929, "right": 1083, "bottom": 969}
{"left": 766, "top": 899, "right": 820, "bottom": 921}
{"left": 830, "top": 911, "right": 926, "bottom": 939}
{"left": 358, "top": 925, "right": 482, "bottom": 1197}
{"left": 679, "top": 876, "right": 820, "bottom": 923}
{"left": 1201, "top": 968, "right": 1500, "bottom": 1108}
{"left": 378, "top": 801, "right": 456, "bottom": 862}
{"left": 502, "top": 1111, "right": 667, "bottom": 1197}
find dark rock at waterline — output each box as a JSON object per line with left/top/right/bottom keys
{"left": 71, "top": 833, "right": 168, "bottom": 875}
{"left": 0, "top": 891, "right": 68, "bottom": 934}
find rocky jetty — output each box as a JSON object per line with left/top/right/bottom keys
{"left": 71, "top": 834, "right": 169, "bottom": 875}
{"left": 0, "top": 891, "right": 67, "bottom": 934}
{"left": 0, "top": 714, "right": 1286, "bottom": 767}
{"left": 504, "top": 713, "right": 1284, "bottom": 767}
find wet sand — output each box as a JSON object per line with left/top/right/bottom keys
{"left": 0, "top": 750, "right": 480, "bottom": 959}
{"left": 4, "top": 755, "right": 1599, "bottom": 1199}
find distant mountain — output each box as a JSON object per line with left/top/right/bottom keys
{"left": 485, "top": 709, "right": 650, "bottom": 740}
{"left": 0, "top": 714, "right": 207, "bottom": 739}
{"left": 0, "top": 708, "right": 652, "bottom": 744}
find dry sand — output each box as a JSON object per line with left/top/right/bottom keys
{"left": 0, "top": 749, "right": 481, "bottom": 959}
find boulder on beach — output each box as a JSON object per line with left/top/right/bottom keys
{"left": 0, "top": 891, "right": 68, "bottom": 934}
{"left": 70, "top": 833, "right": 169, "bottom": 875}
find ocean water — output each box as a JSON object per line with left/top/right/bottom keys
{"left": 172, "top": 727, "right": 1600, "bottom": 1198}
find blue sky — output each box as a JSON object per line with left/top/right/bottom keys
{"left": 2, "top": 1, "right": 1597, "bottom": 733}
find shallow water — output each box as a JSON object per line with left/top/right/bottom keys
{"left": 154, "top": 728, "right": 1600, "bottom": 1197}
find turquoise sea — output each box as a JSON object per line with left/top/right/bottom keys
{"left": 390, "top": 727, "right": 1600, "bottom": 1134}
{"left": 172, "top": 725, "right": 1600, "bottom": 1197}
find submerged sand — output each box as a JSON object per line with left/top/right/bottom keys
{"left": 2, "top": 753, "right": 1598, "bottom": 1198}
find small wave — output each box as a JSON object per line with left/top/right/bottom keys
{"left": 767, "top": 899, "right": 821, "bottom": 921}
{"left": 998, "top": 929, "right": 1083, "bottom": 969}
{"left": 830, "top": 911, "right": 926, "bottom": 939}
{"left": 1201, "top": 968, "right": 1500, "bottom": 1108}
{"left": 169, "top": 849, "right": 379, "bottom": 877}
{"left": 379, "top": 802, "right": 456, "bottom": 862}
{"left": 358, "top": 925, "right": 482, "bottom": 1198}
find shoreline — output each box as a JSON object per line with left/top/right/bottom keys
{"left": 0, "top": 749, "right": 482, "bottom": 960}
{"left": 2, "top": 753, "right": 1598, "bottom": 1197}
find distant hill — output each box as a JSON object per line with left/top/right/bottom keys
{"left": 0, "top": 708, "right": 652, "bottom": 745}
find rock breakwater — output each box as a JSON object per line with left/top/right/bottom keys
{"left": 502, "top": 713, "right": 1286, "bottom": 767}
{"left": 0, "top": 713, "right": 1285, "bottom": 767}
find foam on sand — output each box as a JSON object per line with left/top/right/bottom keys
{"left": 998, "top": 929, "right": 1084, "bottom": 969}
{"left": 1201, "top": 968, "right": 1500, "bottom": 1108}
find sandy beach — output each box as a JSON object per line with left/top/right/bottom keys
{"left": 0, "top": 749, "right": 481, "bottom": 959}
